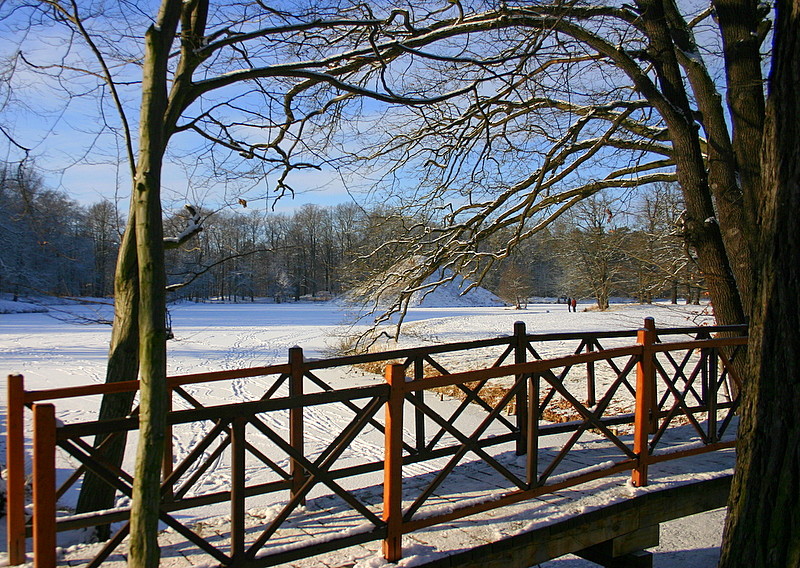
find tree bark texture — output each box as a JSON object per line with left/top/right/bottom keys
{"left": 719, "top": 0, "right": 800, "bottom": 564}
{"left": 660, "top": 0, "right": 762, "bottom": 314}
{"left": 635, "top": 0, "right": 747, "bottom": 326}
{"left": 128, "top": 2, "right": 182, "bottom": 567}
{"left": 78, "top": 0, "right": 210, "bottom": 534}
{"left": 713, "top": 0, "right": 766, "bottom": 231}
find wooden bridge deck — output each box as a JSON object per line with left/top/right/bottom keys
{"left": 52, "top": 427, "right": 735, "bottom": 567}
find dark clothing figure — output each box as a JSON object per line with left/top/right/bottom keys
{"left": 567, "top": 297, "right": 572, "bottom": 311}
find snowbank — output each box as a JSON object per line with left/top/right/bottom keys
{"left": 403, "top": 270, "right": 505, "bottom": 307}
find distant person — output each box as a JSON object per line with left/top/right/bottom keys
{"left": 567, "top": 297, "right": 572, "bottom": 311}
{"left": 571, "top": 297, "right": 577, "bottom": 312}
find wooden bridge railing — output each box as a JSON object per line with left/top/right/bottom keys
{"left": 5, "top": 317, "right": 747, "bottom": 567}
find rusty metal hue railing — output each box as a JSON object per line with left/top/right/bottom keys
{"left": 5, "top": 318, "right": 747, "bottom": 567}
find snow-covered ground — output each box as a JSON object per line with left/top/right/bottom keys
{"left": 0, "top": 298, "right": 728, "bottom": 567}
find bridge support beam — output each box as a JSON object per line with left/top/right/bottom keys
{"left": 575, "top": 525, "right": 659, "bottom": 567}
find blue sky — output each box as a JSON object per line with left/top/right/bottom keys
{"left": 0, "top": 1, "right": 364, "bottom": 214}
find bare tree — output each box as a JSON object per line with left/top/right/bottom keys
{"left": 85, "top": 200, "right": 123, "bottom": 297}
{"left": 626, "top": 183, "right": 690, "bottom": 303}
{"left": 3, "top": 3, "right": 514, "bottom": 562}
{"left": 303, "top": 0, "right": 767, "bottom": 330}
{"left": 560, "top": 194, "right": 630, "bottom": 309}
{"left": 497, "top": 263, "right": 531, "bottom": 309}
{"left": 0, "top": 162, "right": 94, "bottom": 298}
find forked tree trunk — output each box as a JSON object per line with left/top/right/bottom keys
{"left": 719, "top": 0, "right": 800, "bottom": 563}
{"left": 713, "top": 0, "right": 766, "bottom": 259}
{"left": 72, "top": 2, "right": 208, "bottom": 557}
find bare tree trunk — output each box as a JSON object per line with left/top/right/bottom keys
{"left": 637, "top": 0, "right": 747, "bottom": 326}
{"left": 128, "top": 3, "right": 181, "bottom": 566}
{"left": 662, "top": 0, "right": 759, "bottom": 315}
{"left": 713, "top": 0, "right": 766, "bottom": 247}
{"left": 69, "top": 2, "right": 208, "bottom": 552}
{"left": 719, "top": 0, "right": 800, "bottom": 563}
{"left": 129, "top": 172, "right": 168, "bottom": 568}
{"left": 74, "top": 208, "right": 139, "bottom": 538}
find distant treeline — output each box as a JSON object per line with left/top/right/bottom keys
{"left": 0, "top": 162, "right": 705, "bottom": 307}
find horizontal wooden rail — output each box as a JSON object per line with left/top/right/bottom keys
{"left": 24, "top": 365, "right": 294, "bottom": 404}
{"left": 15, "top": 324, "right": 747, "bottom": 406}
{"left": 651, "top": 337, "right": 747, "bottom": 353}
{"left": 24, "top": 379, "right": 142, "bottom": 404}
{"left": 167, "top": 363, "right": 291, "bottom": 387}
{"left": 402, "top": 346, "right": 644, "bottom": 393}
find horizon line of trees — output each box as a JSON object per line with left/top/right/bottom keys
{"left": 1, "top": 162, "right": 705, "bottom": 309}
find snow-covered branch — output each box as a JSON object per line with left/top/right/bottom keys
{"left": 164, "top": 205, "right": 203, "bottom": 250}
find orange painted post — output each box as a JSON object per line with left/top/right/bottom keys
{"left": 383, "top": 364, "right": 405, "bottom": 562}
{"left": 289, "top": 346, "right": 305, "bottom": 504}
{"left": 7, "top": 374, "right": 27, "bottom": 565}
{"left": 632, "top": 318, "right": 656, "bottom": 487}
{"left": 32, "top": 403, "right": 57, "bottom": 568}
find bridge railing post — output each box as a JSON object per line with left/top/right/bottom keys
{"left": 289, "top": 346, "right": 305, "bottom": 504}
{"left": 32, "top": 403, "right": 57, "bottom": 568}
{"left": 383, "top": 364, "right": 405, "bottom": 562}
{"left": 586, "top": 340, "right": 597, "bottom": 407}
{"left": 7, "top": 374, "right": 27, "bottom": 565}
{"left": 514, "top": 321, "right": 528, "bottom": 456}
{"left": 162, "top": 383, "right": 174, "bottom": 502}
{"left": 708, "top": 347, "right": 719, "bottom": 442}
{"left": 413, "top": 357, "right": 426, "bottom": 453}
{"left": 632, "top": 317, "right": 656, "bottom": 487}
{"left": 230, "top": 415, "right": 246, "bottom": 562}
{"left": 526, "top": 370, "right": 540, "bottom": 488}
